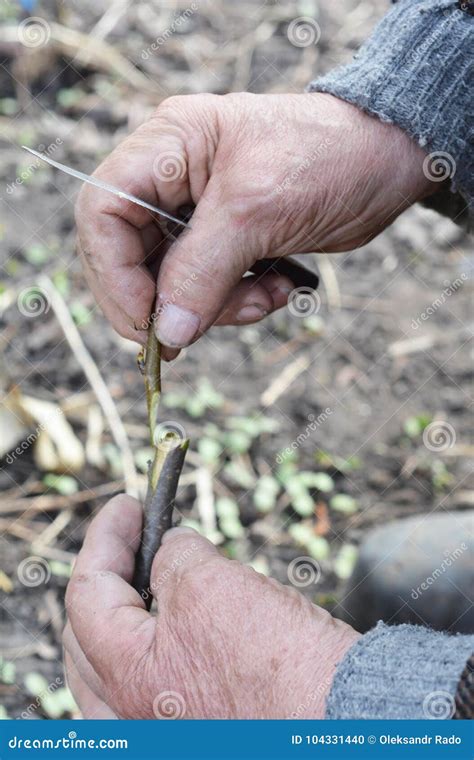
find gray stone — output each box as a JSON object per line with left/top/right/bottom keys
{"left": 336, "top": 511, "right": 473, "bottom": 634}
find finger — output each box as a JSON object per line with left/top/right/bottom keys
{"left": 76, "top": 212, "right": 159, "bottom": 337}
{"left": 161, "top": 346, "right": 181, "bottom": 362}
{"left": 66, "top": 495, "right": 155, "bottom": 678}
{"left": 63, "top": 621, "right": 105, "bottom": 699}
{"left": 150, "top": 527, "right": 221, "bottom": 603}
{"left": 75, "top": 126, "right": 192, "bottom": 337}
{"left": 214, "top": 272, "right": 293, "bottom": 326}
{"left": 78, "top": 239, "right": 149, "bottom": 344}
{"left": 64, "top": 649, "right": 117, "bottom": 719}
{"left": 154, "top": 183, "right": 264, "bottom": 348}
{"left": 160, "top": 272, "right": 293, "bottom": 359}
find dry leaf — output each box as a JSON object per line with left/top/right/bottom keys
{"left": 0, "top": 569, "right": 13, "bottom": 594}
{"left": 20, "top": 396, "right": 85, "bottom": 473}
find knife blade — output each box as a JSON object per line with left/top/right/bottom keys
{"left": 21, "top": 146, "right": 190, "bottom": 229}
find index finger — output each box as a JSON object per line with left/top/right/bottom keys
{"left": 75, "top": 124, "right": 193, "bottom": 340}
{"left": 66, "top": 495, "right": 155, "bottom": 679}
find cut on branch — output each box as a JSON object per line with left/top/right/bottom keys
{"left": 132, "top": 324, "right": 189, "bottom": 609}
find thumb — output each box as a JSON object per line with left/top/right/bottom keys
{"left": 154, "top": 193, "right": 267, "bottom": 348}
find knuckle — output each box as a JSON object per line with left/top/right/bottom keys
{"left": 179, "top": 556, "right": 226, "bottom": 601}
{"left": 65, "top": 572, "right": 89, "bottom": 609}
{"left": 154, "top": 539, "right": 198, "bottom": 586}
{"left": 221, "top": 176, "right": 278, "bottom": 228}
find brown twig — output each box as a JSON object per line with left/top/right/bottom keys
{"left": 132, "top": 441, "right": 188, "bottom": 610}
{"left": 0, "top": 479, "right": 126, "bottom": 515}
{"left": 38, "top": 275, "right": 139, "bottom": 496}
{"left": 132, "top": 326, "right": 189, "bottom": 609}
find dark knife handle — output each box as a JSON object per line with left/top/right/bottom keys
{"left": 249, "top": 257, "right": 319, "bottom": 291}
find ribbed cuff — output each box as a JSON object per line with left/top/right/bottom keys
{"left": 325, "top": 621, "right": 474, "bottom": 719}
{"left": 309, "top": 0, "right": 473, "bottom": 225}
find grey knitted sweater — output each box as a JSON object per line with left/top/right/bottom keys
{"left": 308, "top": 0, "right": 474, "bottom": 719}
{"left": 309, "top": 0, "right": 473, "bottom": 226}
{"left": 325, "top": 623, "right": 474, "bottom": 719}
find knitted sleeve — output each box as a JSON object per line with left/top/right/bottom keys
{"left": 308, "top": 0, "right": 473, "bottom": 226}
{"left": 325, "top": 622, "right": 474, "bottom": 719}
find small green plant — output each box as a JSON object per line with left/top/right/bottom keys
{"left": 403, "top": 413, "right": 432, "bottom": 439}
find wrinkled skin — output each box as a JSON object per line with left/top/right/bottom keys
{"left": 75, "top": 92, "right": 433, "bottom": 354}
{"left": 68, "top": 93, "right": 433, "bottom": 718}
{"left": 63, "top": 496, "right": 359, "bottom": 719}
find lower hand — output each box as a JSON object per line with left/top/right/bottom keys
{"left": 63, "top": 495, "right": 359, "bottom": 719}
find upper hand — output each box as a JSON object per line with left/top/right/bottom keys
{"left": 75, "top": 92, "right": 432, "bottom": 352}
{"left": 63, "top": 495, "right": 359, "bottom": 719}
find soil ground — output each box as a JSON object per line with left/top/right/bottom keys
{"left": 0, "top": 0, "right": 472, "bottom": 719}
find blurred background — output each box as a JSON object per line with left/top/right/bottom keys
{"left": 0, "top": 0, "right": 472, "bottom": 719}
